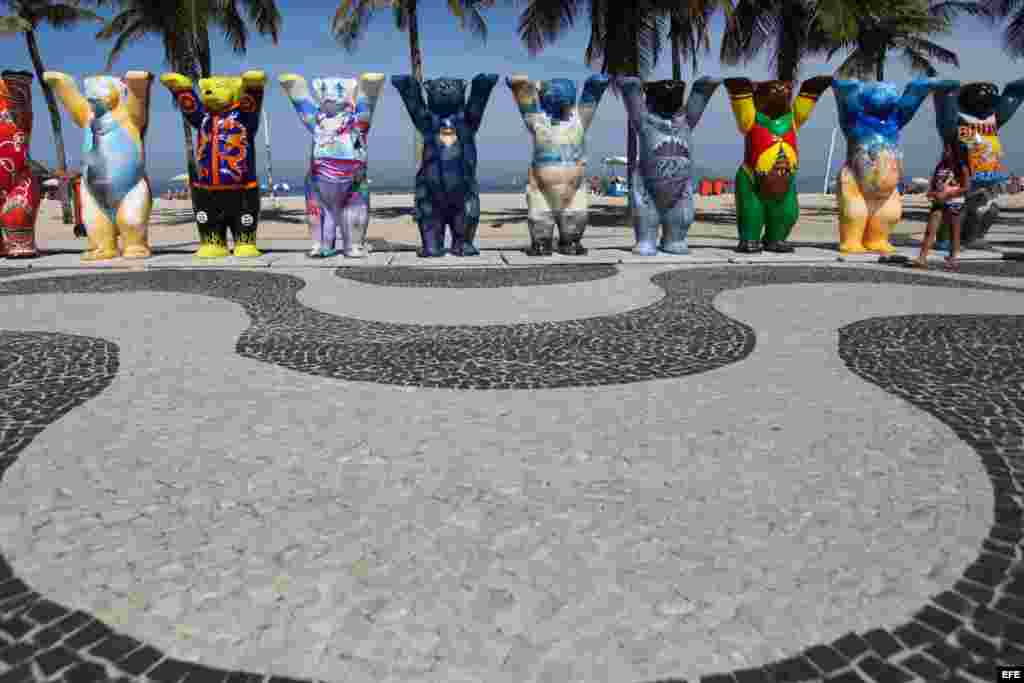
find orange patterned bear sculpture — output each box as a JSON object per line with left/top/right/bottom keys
{"left": 0, "top": 70, "right": 41, "bottom": 258}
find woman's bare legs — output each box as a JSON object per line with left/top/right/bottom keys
{"left": 913, "top": 207, "right": 944, "bottom": 268}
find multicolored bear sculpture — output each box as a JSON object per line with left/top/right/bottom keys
{"left": 619, "top": 76, "right": 720, "bottom": 255}
{"left": 391, "top": 73, "right": 499, "bottom": 257}
{"left": 0, "top": 71, "right": 41, "bottom": 258}
{"left": 933, "top": 78, "right": 1024, "bottom": 250}
{"left": 160, "top": 70, "right": 266, "bottom": 258}
{"left": 832, "top": 79, "right": 937, "bottom": 254}
{"left": 723, "top": 76, "right": 832, "bottom": 253}
{"left": 506, "top": 74, "right": 609, "bottom": 255}
{"left": 44, "top": 70, "right": 154, "bottom": 261}
{"left": 279, "top": 73, "right": 384, "bottom": 258}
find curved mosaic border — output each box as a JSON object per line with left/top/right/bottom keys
{"left": 335, "top": 264, "right": 620, "bottom": 288}
{"left": 0, "top": 267, "right": 1019, "bottom": 391}
{"left": 0, "top": 267, "right": 1023, "bottom": 683}
{"left": 947, "top": 261, "right": 1024, "bottom": 279}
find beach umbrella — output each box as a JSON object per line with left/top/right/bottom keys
{"left": 170, "top": 173, "right": 189, "bottom": 183}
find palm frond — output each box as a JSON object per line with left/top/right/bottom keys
{"left": 1003, "top": 5, "right": 1024, "bottom": 54}
{"left": 332, "top": 0, "right": 377, "bottom": 50}
{"left": 901, "top": 45, "right": 941, "bottom": 74}
{"left": 38, "top": 3, "right": 103, "bottom": 30}
{"left": 237, "top": 0, "right": 281, "bottom": 42}
{"left": 518, "top": 0, "right": 581, "bottom": 55}
{"left": 0, "top": 14, "right": 32, "bottom": 33}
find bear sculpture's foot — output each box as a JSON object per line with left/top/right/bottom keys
{"left": 81, "top": 248, "right": 118, "bottom": 262}
{"left": 308, "top": 248, "right": 338, "bottom": 259}
{"left": 526, "top": 239, "right": 553, "bottom": 256}
{"left": 632, "top": 242, "right": 658, "bottom": 256}
{"left": 343, "top": 245, "right": 368, "bottom": 258}
{"left": 122, "top": 245, "right": 152, "bottom": 259}
{"left": 451, "top": 242, "right": 480, "bottom": 257}
{"left": 736, "top": 240, "right": 762, "bottom": 254}
{"left": 933, "top": 240, "right": 951, "bottom": 253}
{"left": 196, "top": 244, "right": 230, "bottom": 259}
{"left": 862, "top": 240, "right": 896, "bottom": 255}
{"left": 557, "top": 239, "right": 587, "bottom": 256}
{"left": 233, "top": 244, "right": 262, "bottom": 258}
{"left": 659, "top": 241, "right": 689, "bottom": 255}
{"left": 417, "top": 247, "right": 445, "bottom": 258}
{"left": 762, "top": 240, "right": 794, "bottom": 253}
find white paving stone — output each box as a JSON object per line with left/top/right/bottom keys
{"left": 292, "top": 265, "right": 670, "bottom": 325}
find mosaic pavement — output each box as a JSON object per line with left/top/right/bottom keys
{"left": 0, "top": 265, "right": 1022, "bottom": 683}
{"left": 335, "top": 265, "right": 620, "bottom": 288}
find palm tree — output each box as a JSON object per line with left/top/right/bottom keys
{"left": 96, "top": 0, "right": 282, "bottom": 182}
{"left": 0, "top": 0, "right": 103, "bottom": 224}
{"left": 821, "top": 0, "right": 978, "bottom": 80}
{"left": 332, "top": 0, "right": 495, "bottom": 164}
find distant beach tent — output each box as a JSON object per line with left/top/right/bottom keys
{"left": 169, "top": 173, "right": 190, "bottom": 184}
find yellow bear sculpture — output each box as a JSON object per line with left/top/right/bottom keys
{"left": 43, "top": 70, "right": 154, "bottom": 261}
{"left": 159, "top": 70, "right": 266, "bottom": 258}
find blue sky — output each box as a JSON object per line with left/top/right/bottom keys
{"left": 1, "top": 1, "right": 1022, "bottom": 187}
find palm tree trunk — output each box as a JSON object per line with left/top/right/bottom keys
{"left": 671, "top": 17, "right": 682, "bottom": 81}
{"left": 408, "top": 0, "right": 424, "bottom": 166}
{"left": 876, "top": 54, "right": 885, "bottom": 81}
{"left": 626, "top": 118, "right": 636, "bottom": 212}
{"left": 24, "top": 29, "right": 73, "bottom": 224}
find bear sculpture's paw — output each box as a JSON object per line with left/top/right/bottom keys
{"left": 233, "top": 244, "right": 262, "bottom": 258}
{"left": 196, "top": 244, "right": 230, "bottom": 259}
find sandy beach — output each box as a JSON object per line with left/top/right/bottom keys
{"left": 28, "top": 192, "right": 1024, "bottom": 250}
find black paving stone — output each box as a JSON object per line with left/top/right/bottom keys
{"left": 184, "top": 664, "right": 230, "bottom": 683}
{"left": 898, "top": 652, "right": 948, "bottom": 679}
{"left": 699, "top": 675, "right": 736, "bottom": 683}
{"left": 856, "top": 655, "right": 913, "bottom": 683}
{"left": 36, "top": 645, "right": 79, "bottom": 676}
{"left": 769, "top": 656, "right": 821, "bottom": 682}
{"left": 63, "top": 662, "right": 110, "bottom": 683}
{"left": 824, "top": 672, "right": 869, "bottom": 683}
{"left": 224, "top": 674, "right": 262, "bottom": 683}
{"left": 0, "top": 580, "right": 28, "bottom": 602}
{"left": 935, "top": 591, "right": 974, "bottom": 617}
{"left": 25, "top": 598, "right": 68, "bottom": 626}
{"left": 336, "top": 264, "right": 619, "bottom": 288}
{"left": 0, "top": 664, "right": 33, "bottom": 683}
{"left": 148, "top": 659, "right": 198, "bottom": 683}
{"left": 31, "top": 623, "right": 65, "bottom": 648}
{"left": 925, "top": 640, "right": 976, "bottom": 670}
{"left": 88, "top": 634, "right": 142, "bottom": 661}
{"left": 116, "top": 644, "right": 163, "bottom": 674}
{"left": 862, "top": 629, "right": 904, "bottom": 658}
{"left": 916, "top": 605, "right": 965, "bottom": 635}
{"left": 951, "top": 261, "right": 1024, "bottom": 277}
{"left": 53, "top": 611, "right": 91, "bottom": 635}
{"left": 804, "top": 645, "right": 848, "bottom": 673}
{"left": 0, "top": 617, "right": 33, "bottom": 640}
{"left": 0, "top": 641, "right": 35, "bottom": 667}
{"left": 733, "top": 669, "right": 773, "bottom": 683}
{"left": 833, "top": 633, "right": 872, "bottom": 660}
{"left": 957, "top": 629, "right": 999, "bottom": 658}
{"left": 62, "top": 619, "right": 112, "bottom": 650}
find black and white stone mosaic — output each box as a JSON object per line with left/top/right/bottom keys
{"left": 336, "top": 264, "right": 620, "bottom": 288}
{"left": 946, "top": 261, "right": 1024, "bottom": 278}
{"left": 0, "top": 266, "right": 1023, "bottom": 683}
{"left": 0, "top": 266, "right": 1019, "bottom": 391}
